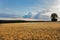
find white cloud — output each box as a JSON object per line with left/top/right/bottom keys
{"left": 29, "top": 0, "right": 60, "bottom": 21}
{"left": 42, "top": 0, "right": 60, "bottom": 21}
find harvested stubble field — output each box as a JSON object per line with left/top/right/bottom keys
{"left": 0, "top": 22, "right": 60, "bottom": 40}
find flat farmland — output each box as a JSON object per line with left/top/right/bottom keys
{"left": 0, "top": 22, "right": 60, "bottom": 40}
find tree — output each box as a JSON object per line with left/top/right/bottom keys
{"left": 51, "top": 13, "right": 58, "bottom": 21}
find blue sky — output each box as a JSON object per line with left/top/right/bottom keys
{"left": 0, "top": 0, "right": 40, "bottom": 17}
{"left": 0, "top": 0, "right": 60, "bottom": 20}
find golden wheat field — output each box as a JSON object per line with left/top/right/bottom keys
{"left": 0, "top": 22, "right": 60, "bottom": 40}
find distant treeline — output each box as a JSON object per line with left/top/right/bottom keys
{"left": 0, "top": 20, "right": 59, "bottom": 23}
{"left": 0, "top": 20, "right": 26, "bottom": 23}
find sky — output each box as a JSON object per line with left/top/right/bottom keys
{"left": 0, "top": 0, "right": 60, "bottom": 21}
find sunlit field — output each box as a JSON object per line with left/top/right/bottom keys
{"left": 0, "top": 22, "right": 60, "bottom": 40}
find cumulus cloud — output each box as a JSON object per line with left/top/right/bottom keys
{"left": 23, "top": 12, "right": 32, "bottom": 18}
{"left": 42, "top": 0, "right": 60, "bottom": 21}
{"left": 25, "top": 0, "right": 60, "bottom": 21}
